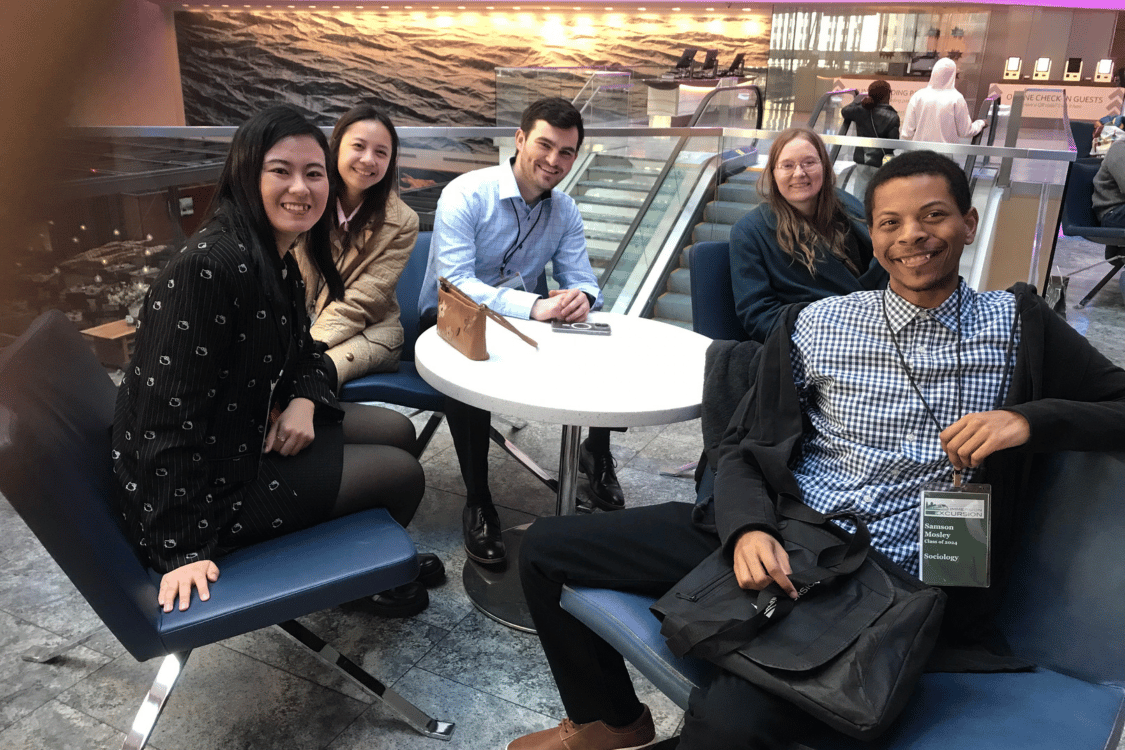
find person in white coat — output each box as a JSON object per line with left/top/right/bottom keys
{"left": 901, "top": 58, "right": 986, "bottom": 144}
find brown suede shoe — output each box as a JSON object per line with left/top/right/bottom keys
{"left": 506, "top": 705, "right": 656, "bottom": 750}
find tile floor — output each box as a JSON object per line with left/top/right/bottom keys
{"left": 1, "top": 234, "right": 1122, "bottom": 750}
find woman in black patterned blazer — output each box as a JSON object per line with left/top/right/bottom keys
{"left": 113, "top": 105, "right": 440, "bottom": 616}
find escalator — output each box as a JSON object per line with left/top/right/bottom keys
{"left": 573, "top": 155, "right": 666, "bottom": 273}
{"left": 588, "top": 84, "right": 764, "bottom": 329}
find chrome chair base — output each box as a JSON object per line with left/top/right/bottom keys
{"left": 119, "top": 618, "right": 456, "bottom": 749}
{"left": 122, "top": 651, "right": 189, "bottom": 750}
{"left": 275, "top": 619, "right": 455, "bottom": 741}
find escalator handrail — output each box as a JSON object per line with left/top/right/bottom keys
{"left": 806, "top": 88, "right": 859, "bottom": 130}
{"left": 825, "top": 93, "right": 862, "bottom": 165}
{"left": 595, "top": 135, "right": 693, "bottom": 287}
{"left": 966, "top": 94, "right": 1001, "bottom": 194}
{"left": 598, "top": 85, "right": 761, "bottom": 287}
{"left": 687, "top": 83, "right": 764, "bottom": 129}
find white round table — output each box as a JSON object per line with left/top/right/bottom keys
{"left": 415, "top": 311, "right": 711, "bottom": 630}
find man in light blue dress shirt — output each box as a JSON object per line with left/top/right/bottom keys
{"left": 420, "top": 98, "right": 624, "bottom": 565}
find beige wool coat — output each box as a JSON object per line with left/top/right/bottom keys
{"left": 298, "top": 192, "right": 419, "bottom": 386}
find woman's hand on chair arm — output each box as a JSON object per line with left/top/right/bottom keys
{"left": 159, "top": 560, "right": 221, "bottom": 612}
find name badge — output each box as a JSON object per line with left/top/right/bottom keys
{"left": 497, "top": 271, "right": 526, "bottom": 291}
{"left": 919, "top": 482, "right": 991, "bottom": 587}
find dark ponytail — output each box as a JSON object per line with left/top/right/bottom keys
{"left": 862, "top": 80, "right": 892, "bottom": 110}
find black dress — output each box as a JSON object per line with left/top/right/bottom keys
{"left": 112, "top": 220, "right": 343, "bottom": 574}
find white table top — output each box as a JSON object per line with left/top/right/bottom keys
{"left": 415, "top": 312, "right": 711, "bottom": 428}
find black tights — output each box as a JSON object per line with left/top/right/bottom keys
{"left": 328, "top": 402, "right": 425, "bottom": 528}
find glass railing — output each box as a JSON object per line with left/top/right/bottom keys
{"left": 690, "top": 83, "right": 764, "bottom": 129}
{"left": 495, "top": 67, "right": 644, "bottom": 127}
{"left": 720, "top": 127, "right": 1075, "bottom": 294}
{"left": 17, "top": 122, "right": 1075, "bottom": 343}
{"left": 596, "top": 131, "right": 725, "bottom": 312}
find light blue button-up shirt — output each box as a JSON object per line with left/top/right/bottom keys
{"left": 419, "top": 159, "right": 603, "bottom": 320}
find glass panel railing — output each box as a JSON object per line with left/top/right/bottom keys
{"left": 495, "top": 67, "right": 644, "bottom": 127}
{"left": 806, "top": 87, "right": 860, "bottom": 137}
{"left": 690, "top": 83, "right": 764, "bottom": 129}
{"left": 21, "top": 125, "right": 1075, "bottom": 342}
{"left": 597, "top": 132, "right": 724, "bottom": 312}
{"left": 722, "top": 128, "right": 1074, "bottom": 294}
{"left": 573, "top": 71, "right": 635, "bottom": 127}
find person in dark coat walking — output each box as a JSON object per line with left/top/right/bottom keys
{"left": 840, "top": 79, "right": 900, "bottom": 198}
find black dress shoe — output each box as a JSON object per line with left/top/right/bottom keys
{"left": 462, "top": 505, "right": 506, "bottom": 564}
{"left": 417, "top": 552, "right": 446, "bottom": 588}
{"left": 580, "top": 440, "right": 625, "bottom": 511}
{"left": 342, "top": 581, "right": 428, "bottom": 618}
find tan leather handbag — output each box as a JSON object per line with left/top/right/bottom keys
{"left": 437, "top": 277, "right": 538, "bottom": 360}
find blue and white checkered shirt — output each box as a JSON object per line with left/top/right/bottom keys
{"left": 419, "top": 158, "right": 603, "bottom": 320}
{"left": 790, "top": 281, "right": 1021, "bottom": 575}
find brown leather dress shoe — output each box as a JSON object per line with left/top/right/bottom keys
{"left": 506, "top": 704, "right": 655, "bottom": 750}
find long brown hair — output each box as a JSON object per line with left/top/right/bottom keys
{"left": 758, "top": 127, "right": 853, "bottom": 276}
{"left": 329, "top": 104, "right": 401, "bottom": 247}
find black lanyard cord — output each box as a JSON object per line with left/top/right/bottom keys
{"left": 881, "top": 284, "right": 964, "bottom": 441}
{"left": 502, "top": 199, "right": 545, "bottom": 274}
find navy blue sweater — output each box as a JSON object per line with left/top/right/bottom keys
{"left": 729, "top": 189, "right": 888, "bottom": 343}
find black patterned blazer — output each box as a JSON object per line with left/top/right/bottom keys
{"left": 112, "top": 221, "right": 340, "bottom": 573}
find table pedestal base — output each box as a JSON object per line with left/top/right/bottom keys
{"left": 462, "top": 525, "right": 536, "bottom": 633}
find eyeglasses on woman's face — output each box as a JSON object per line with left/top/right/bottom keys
{"left": 774, "top": 158, "right": 821, "bottom": 176}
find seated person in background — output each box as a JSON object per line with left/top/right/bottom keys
{"left": 729, "top": 126, "right": 887, "bottom": 343}
{"left": 418, "top": 97, "right": 622, "bottom": 566}
{"left": 1092, "top": 115, "right": 1125, "bottom": 155}
{"left": 840, "top": 80, "right": 900, "bottom": 199}
{"left": 297, "top": 104, "right": 419, "bottom": 391}
{"left": 113, "top": 105, "right": 431, "bottom": 618}
{"left": 507, "top": 150, "right": 1125, "bottom": 750}
{"left": 901, "top": 58, "right": 985, "bottom": 145}
{"left": 1092, "top": 139, "right": 1125, "bottom": 230}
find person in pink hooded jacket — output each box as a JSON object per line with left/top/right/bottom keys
{"left": 901, "top": 58, "right": 986, "bottom": 144}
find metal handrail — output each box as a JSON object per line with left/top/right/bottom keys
{"left": 806, "top": 88, "right": 859, "bottom": 131}
{"left": 687, "top": 83, "right": 764, "bottom": 129}
{"left": 966, "top": 94, "right": 1001, "bottom": 193}
{"left": 743, "top": 130, "right": 1074, "bottom": 162}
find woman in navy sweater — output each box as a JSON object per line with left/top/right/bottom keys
{"left": 729, "top": 127, "right": 887, "bottom": 342}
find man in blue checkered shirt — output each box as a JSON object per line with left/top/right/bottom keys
{"left": 509, "top": 150, "right": 1125, "bottom": 750}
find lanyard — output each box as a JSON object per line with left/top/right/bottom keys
{"left": 502, "top": 198, "right": 545, "bottom": 274}
{"left": 881, "top": 284, "right": 964, "bottom": 485}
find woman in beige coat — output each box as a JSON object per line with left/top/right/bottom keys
{"left": 299, "top": 105, "right": 420, "bottom": 389}
{"left": 298, "top": 106, "right": 443, "bottom": 603}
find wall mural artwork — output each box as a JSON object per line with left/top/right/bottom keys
{"left": 175, "top": 10, "right": 771, "bottom": 126}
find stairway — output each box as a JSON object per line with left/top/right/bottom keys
{"left": 571, "top": 154, "right": 667, "bottom": 274}
{"left": 647, "top": 166, "right": 763, "bottom": 330}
